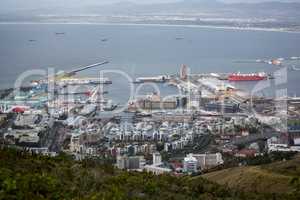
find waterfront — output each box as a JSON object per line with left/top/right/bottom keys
{"left": 1, "top": 22, "right": 300, "bottom": 179}
{"left": 1, "top": 23, "right": 300, "bottom": 104}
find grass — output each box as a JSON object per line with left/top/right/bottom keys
{"left": 202, "top": 153, "right": 300, "bottom": 194}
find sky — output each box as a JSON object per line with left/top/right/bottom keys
{"left": 0, "top": 0, "right": 299, "bottom": 12}
{"left": 1, "top": 0, "right": 300, "bottom": 6}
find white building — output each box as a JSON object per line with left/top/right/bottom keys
{"left": 164, "top": 143, "right": 171, "bottom": 152}
{"left": 267, "top": 137, "right": 300, "bottom": 153}
{"left": 69, "top": 134, "right": 81, "bottom": 153}
{"left": 189, "top": 153, "right": 224, "bottom": 170}
{"left": 183, "top": 154, "right": 198, "bottom": 173}
{"left": 144, "top": 165, "right": 172, "bottom": 175}
{"left": 153, "top": 152, "right": 162, "bottom": 165}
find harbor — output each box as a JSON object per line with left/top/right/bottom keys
{"left": 1, "top": 61, "right": 300, "bottom": 175}
{"left": 2, "top": 1, "right": 300, "bottom": 197}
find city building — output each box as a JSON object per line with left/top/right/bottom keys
{"left": 183, "top": 154, "right": 198, "bottom": 173}
{"left": 189, "top": 89, "right": 202, "bottom": 109}
{"left": 29, "top": 148, "right": 57, "bottom": 157}
{"left": 164, "top": 143, "right": 171, "bottom": 152}
{"left": 205, "top": 102, "right": 239, "bottom": 113}
{"left": 234, "top": 149, "right": 258, "bottom": 158}
{"left": 152, "top": 152, "right": 162, "bottom": 165}
{"left": 180, "top": 64, "right": 189, "bottom": 80}
{"left": 0, "top": 114, "right": 7, "bottom": 126}
{"left": 267, "top": 136, "right": 300, "bottom": 153}
{"left": 137, "top": 99, "right": 177, "bottom": 110}
{"left": 116, "top": 155, "right": 144, "bottom": 170}
{"left": 288, "top": 119, "right": 300, "bottom": 146}
{"left": 144, "top": 165, "right": 172, "bottom": 175}
{"left": 4, "top": 129, "right": 41, "bottom": 147}
{"left": 128, "top": 156, "right": 141, "bottom": 169}
{"left": 190, "top": 153, "right": 224, "bottom": 170}
{"left": 116, "top": 155, "right": 128, "bottom": 170}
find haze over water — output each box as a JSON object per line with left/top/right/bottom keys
{"left": 0, "top": 23, "right": 300, "bottom": 103}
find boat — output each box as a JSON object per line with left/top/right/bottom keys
{"left": 228, "top": 72, "right": 267, "bottom": 81}
{"left": 57, "top": 78, "right": 112, "bottom": 86}
{"left": 290, "top": 56, "right": 300, "bottom": 60}
{"left": 136, "top": 111, "right": 152, "bottom": 117}
{"left": 103, "top": 104, "right": 118, "bottom": 111}
{"left": 135, "top": 75, "right": 170, "bottom": 83}
{"left": 80, "top": 104, "right": 97, "bottom": 116}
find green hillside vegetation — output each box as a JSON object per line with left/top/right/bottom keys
{"left": 0, "top": 148, "right": 299, "bottom": 200}
{"left": 202, "top": 154, "right": 300, "bottom": 195}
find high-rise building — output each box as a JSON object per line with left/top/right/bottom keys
{"left": 190, "top": 89, "right": 202, "bottom": 109}
{"left": 116, "top": 155, "right": 129, "bottom": 170}
{"left": 164, "top": 143, "right": 171, "bottom": 152}
{"left": 144, "top": 153, "right": 171, "bottom": 175}
{"left": 128, "top": 156, "right": 141, "bottom": 169}
{"left": 183, "top": 154, "right": 198, "bottom": 173}
{"left": 180, "top": 64, "right": 189, "bottom": 80}
{"left": 153, "top": 152, "right": 162, "bottom": 165}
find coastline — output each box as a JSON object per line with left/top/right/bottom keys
{"left": 0, "top": 21, "right": 299, "bottom": 34}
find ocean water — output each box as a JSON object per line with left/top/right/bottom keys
{"left": 0, "top": 23, "right": 300, "bottom": 104}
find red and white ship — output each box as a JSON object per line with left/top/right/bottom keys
{"left": 228, "top": 72, "right": 267, "bottom": 81}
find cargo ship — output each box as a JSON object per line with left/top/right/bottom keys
{"left": 228, "top": 72, "right": 267, "bottom": 81}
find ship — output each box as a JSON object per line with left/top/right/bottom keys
{"left": 228, "top": 72, "right": 267, "bottom": 81}
{"left": 134, "top": 75, "right": 170, "bottom": 83}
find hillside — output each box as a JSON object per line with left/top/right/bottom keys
{"left": 202, "top": 154, "right": 300, "bottom": 195}
{"left": 1, "top": 0, "right": 300, "bottom": 30}
{"left": 0, "top": 148, "right": 299, "bottom": 200}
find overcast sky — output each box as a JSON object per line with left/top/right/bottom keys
{"left": 1, "top": 0, "right": 299, "bottom": 12}
{"left": 1, "top": 0, "right": 300, "bottom": 6}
